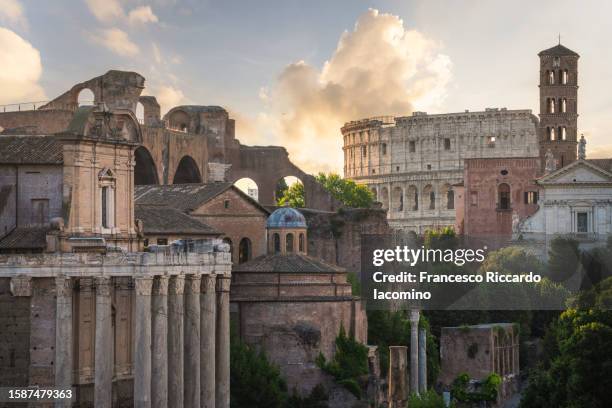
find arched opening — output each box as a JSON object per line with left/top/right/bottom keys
{"left": 275, "top": 176, "right": 303, "bottom": 206}
{"left": 134, "top": 147, "right": 159, "bottom": 185}
{"left": 424, "top": 185, "right": 435, "bottom": 210}
{"left": 299, "top": 233, "right": 305, "bottom": 252}
{"left": 561, "top": 98, "right": 567, "bottom": 113}
{"left": 547, "top": 70, "right": 554, "bottom": 85}
{"left": 135, "top": 102, "right": 145, "bottom": 124}
{"left": 77, "top": 88, "right": 95, "bottom": 107}
{"left": 173, "top": 156, "right": 202, "bottom": 184}
{"left": 445, "top": 185, "right": 454, "bottom": 210}
{"left": 548, "top": 98, "right": 555, "bottom": 113}
{"left": 273, "top": 233, "right": 281, "bottom": 253}
{"left": 407, "top": 185, "right": 418, "bottom": 211}
{"left": 168, "top": 110, "right": 190, "bottom": 132}
{"left": 392, "top": 186, "right": 403, "bottom": 212}
{"left": 498, "top": 183, "right": 511, "bottom": 210}
{"left": 238, "top": 238, "right": 252, "bottom": 264}
{"left": 562, "top": 69, "right": 568, "bottom": 84}
{"left": 223, "top": 237, "right": 233, "bottom": 260}
{"left": 286, "top": 233, "right": 294, "bottom": 253}
{"left": 560, "top": 126, "right": 567, "bottom": 141}
{"left": 234, "top": 178, "right": 259, "bottom": 201}
{"left": 547, "top": 127, "right": 556, "bottom": 141}
{"left": 380, "top": 187, "right": 389, "bottom": 210}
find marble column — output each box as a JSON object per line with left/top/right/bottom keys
{"left": 409, "top": 309, "right": 420, "bottom": 395}
{"left": 134, "top": 277, "right": 154, "bottom": 408}
{"left": 200, "top": 274, "right": 217, "bottom": 408}
{"left": 168, "top": 275, "right": 185, "bottom": 408}
{"left": 55, "top": 276, "right": 73, "bottom": 408}
{"left": 215, "top": 275, "right": 231, "bottom": 408}
{"left": 388, "top": 346, "right": 408, "bottom": 408}
{"left": 418, "top": 328, "right": 427, "bottom": 393}
{"left": 152, "top": 276, "right": 169, "bottom": 408}
{"left": 184, "top": 275, "right": 201, "bottom": 408}
{"left": 94, "top": 277, "right": 113, "bottom": 408}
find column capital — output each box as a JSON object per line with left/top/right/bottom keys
{"left": 10, "top": 275, "right": 32, "bottom": 297}
{"left": 409, "top": 309, "right": 420, "bottom": 324}
{"left": 152, "top": 275, "right": 169, "bottom": 296}
{"left": 216, "top": 275, "right": 231, "bottom": 293}
{"left": 201, "top": 274, "right": 217, "bottom": 293}
{"left": 168, "top": 275, "right": 185, "bottom": 295}
{"left": 95, "top": 276, "right": 112, "bottom": 297}
{"left": 185, "top": 274, "right": 202, "bottom": 294}
{"left": 55, "top": 275, "right": 73, "bottom": 298}
{"left": 134, "top": 276, "right": 154, "bottom": 296}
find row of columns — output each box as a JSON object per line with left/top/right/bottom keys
{"left": 53, "top": 273, "right": 230, "bottom": 408}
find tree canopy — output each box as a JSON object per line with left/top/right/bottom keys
{"left": 276, "top": 173, "right": 374, "bottom": 208}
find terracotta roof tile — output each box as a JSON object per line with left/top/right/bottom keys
{"left": 0, "top": 135, "right": 63, "bottom": 164}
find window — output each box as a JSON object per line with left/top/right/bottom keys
{"left": 382, "top": 143, "right": 387, "bottom": 155}
{"left": 286, "top": 233, "right": 294, "bottom": 252}
{"left": 157, "top": 238, "right": 168, "bottom": 245}
{"left": 413, "top": 191, "right": 419, "bottom": 211}
{"left": 444, "top": 138, "right": 451, "bottom": 150}
{"left": 470, "top": 192, "right": 478, "bottom": 207}
{"left": 409, "top": 141, "right": 416, "bottom": 152}
{"left": 560, "top": 126, "right": 567, "bottom": 140}
{"left": 273, "top": 233, "right": 280, "bottom": 253}
{"left": 548, "top": 127, "right": 556, "bottom": 141}
{"left": 547, "top": 70, "right": 555, "bottom": 85}
{"left": 299, "top": 233, "right": 305, "bottom": 252}
{"left": 238, "top": 238, "right": 251, "bottom": 263}
{"left": 562, "top": 70, "right": 568, "bottom": 85}
{"left": 577, "top": 212, "right": 588, "bottom": 233}
{"left": 31, "top": 199, "right": 49, "bottom": 225}
{"left": 143, "top": 239, "right": 149, "bottom": 247}
{"left": 447, "top": 190, "right": 454, "bottom": 210}
{"left": 396, "top": 166, "right": 400, "bottom": 172}
{"left": 524, "top": 191, "right": 538, "bottom": 204}
{"left": 101, "top": 186, "right": 109, "bottom": 228}
{"left": 224, "top": 199, "right": 230, "bottom": 209}
{"left": 488, "top": 136, "right": 496, "bottom": 146}
{"left": 429, "top": 191, "right": 435, "bottom": 210}
{"left": 427, "top": 164, "right": 432, "bottom": 170}
{"left": 500, "top": 169, "right": 508, "bottom": 176}
{"left": 362, "top": 146, "right": 367, "bottom": 157}
{"left": 548, "top": 98, "right": 555, "bottom": 113}
{"left": 561, "top": 98, "right": 567, "bottom": 113}
{"left": 223, "top": 238, "right": 233, "bottom": 259}
{"left": 498, "top": 183, "right": 511, "bottom": 210}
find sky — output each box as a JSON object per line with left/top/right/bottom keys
{"left": 1, "top": 0, "right": 612, "bottom": 174}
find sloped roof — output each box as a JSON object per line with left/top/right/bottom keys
{"left": 0, "top": 135, "right": 63, "bottom": 164}
{"left": 134, "top": 183, "right": 269, "bottom": 214}
{"left": 587, "top": 158, "right": 612, "bottom": 172}
{"left": 538, "top": 44, "right": 579, "bottom": 57}
{"left": 537, "top": 159, "right": 612, "bottom": 184}
{"left": 0, "top": 227, "right": 50, "bottom": 250}
{"left": 135, "top": 206, "right": 219, "bottom": 235}
{"left": 233, "top": 253, "right": 344, "bottom": 273}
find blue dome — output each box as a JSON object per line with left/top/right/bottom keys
{"left": 266, "top": 207, "right": 307, "bottom": 229}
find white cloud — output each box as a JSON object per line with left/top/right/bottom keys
{"left": 245, "top": 9, "right": 452, "bottom": 173}
{"left": 152, "top": 42, "right": 162, "bottom": 64}
{"left": 153, "top": 85, "right": 185, "bottom": 114}
{"left": 90, "top": 28, "right": 139, "bottom": 56}
{"left": 128, "top": 6, "right": 158, "bottom": 25}
{"left": 85, "top": 0, "right": 124, "bottom": 23}
{"left": 0, "top": 27, "right": 45, "bottom": 104}
{"left": 0, "top": 0, "right": 27, "bottom": 29}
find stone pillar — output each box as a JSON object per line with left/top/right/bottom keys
{"left": 168, "top": 275, "right": 185, "bottom": 408}
{"left": 152, "top": 276, "right": 169, "bottom": 408}
{"left": 200, "top": 274, "right": 217, "bottom": 408}
{"left": 94, "top": 277, "right": 113, "bottom": 408}
{"left": 215, "top": 275, "right": 231, "bottom": 408}
{"left": 184, "top": 275, "right": 201, "bottom": 408}
{"left": 55, "top": 276, "right": 73, "bottom": 408}
{"left": 134, "top": 277, "right": 154, "bottom": 408}
{"left": 418, "top": 328, "right": 427, "bottom": 393}
{"left": 388, "top": 346, "right": 408, "bottom": 408}
{"left": 409, "top": 309, "right": 420, "bottom": 395}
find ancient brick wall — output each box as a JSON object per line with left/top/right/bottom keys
{"left": 0, "top": 110, "right": 75, "bottom": 135}
{"left": 0, "top": 278, "right": 31, "bottom": 387}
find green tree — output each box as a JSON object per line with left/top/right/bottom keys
{"left": 230, "top": 338, "right": 288, "bottom": 408}
{"left": 424, "top": 227, "right": 458, "bottom": 250}
{"left": 548, "top": 237, "right": 580, "bottom": 283}
{"left": 315, "top": 173, "right": 374, "bottom": 208}
{"left": 277, "top": 182, "right": 305, "bottom": 207}
{"left": 275, "top": 178, "right": 289, "bottom": 203}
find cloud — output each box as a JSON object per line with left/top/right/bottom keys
{"left": 0, "top": 27, "right": 45, "bottom": 104}
{"left": 0, "top": 0, "right": 27, "bottom": 29}
{"left": 128, "top": 6, "right": 158, "bottom": 25}
{"left": 90, "top": 28, "right": 139, "bottom": 56}
{"left": 152, "top": 85, "right": 185, "bottom": 114}
{"left": 85, "top": 0, "right": 124, "bottom": 23}
{"left": 245, "top": 9, "right": 452, "bottom": 173}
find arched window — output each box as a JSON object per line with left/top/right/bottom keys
{"left": 407, "top": 186, "right": 418, "bottom": 211}
{"left": 99, "top": 168, "right": 115, "bottom": 230}
{"left": 380, "top": 187, "right": 389, "bottom": 210}
{"left": 548, "top": 98, "right": 555, "bottom": 113}
{"left": 548, "top": 127, "right": 556, "bottom": 141}
{"left": 498, "top": 183, "right": 511, "bottom": 210}
{"left": 561, "top": 98, "right": 567, "bottom": 113}
{"left": 392, "top": 187, "right": 403, "bottom": 212}
{"left": 547, "top": 70, "right": 554, "bottom": 85}
{"left": 424, "top": 185, "right": 435, "bottom": 210}
{"left": 299, "top": 233, "right": 305, "bottom": 252}
{"left": 273, "top": 233, "right": 280, "bottom": 253}
{"left": 286, "top": 233, "right": 294, "bottom": 253}
{"left": 562, "top": 70, "right": 568, "bottom": 84}
{"left": 560, "top": 126, "right": 567, "bottom": 140}
{"left": 77, "top": 88, "right": 95, "bottom": 107}
{"left": 101, "top": 186, "right": 110, "bottom": 228}
{"left": 447, "top": 189, "right": 454, "bottom": 210}
{"left": 238, "top": 238, "right": 252, "bottom": 264}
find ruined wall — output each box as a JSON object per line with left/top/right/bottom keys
{"left": 0, "top": 110, "right": 75, "bottom": 135}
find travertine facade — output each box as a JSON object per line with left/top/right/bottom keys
{"left": 342, "top": 110, "right": 539, "bottom": 232}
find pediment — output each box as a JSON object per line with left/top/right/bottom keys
{"left": 539, "top": 160, "right": 612, "bottom": 184}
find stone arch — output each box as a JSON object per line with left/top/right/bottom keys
{"left": 173, "top": 155, "right": 202, "bottom": 184}
{"left": 168, "top": 109, "right": 190, "bottom": 132}
{"left": 391, "top": 186, "right": 403, "bottom": 212}
{"left": 134, "top": 146, "right": 159, "bottom": 185}
{"left": 380, "top": 187, "right": 389, "bottom": 210}
{"left": 238, "top": 237, "right": 252, "bottom": 264}
{"left": 423, "top": 185, "right": 435, "bottom": 210}
{"left": 407, "top": 185, "right": 418, "bottom": 211}
{"left": 443, "top": 183, "right": 454, "bottom": 210}
{"left": 77, "top": 88, "right": 95, "bottom": 107}
{"left": 234, "top": 177, "right": 259, "bottom": 202}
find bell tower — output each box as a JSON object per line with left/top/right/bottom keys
{"left": 538, "top": 42, "right": 579, "bottom": 169}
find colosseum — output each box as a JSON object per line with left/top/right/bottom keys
{"left": 342, "top": 109, "right": 540, "bottom": 233}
